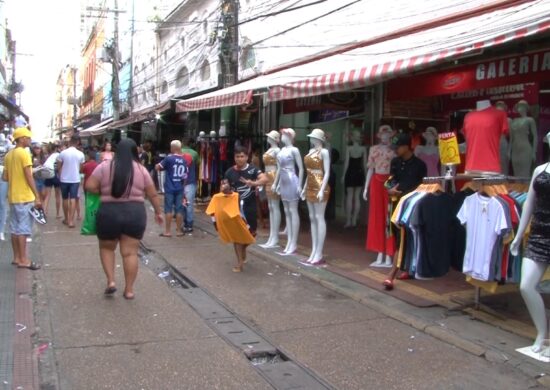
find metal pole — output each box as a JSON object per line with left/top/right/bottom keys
{"left": 111, "top": 0, "right": 121, "bottom": 121}
{"left": 72, "top": 67, "right": 78, "bottom": 126}
{"left": 128, "top": 0, "right": 135, "bottom": 112}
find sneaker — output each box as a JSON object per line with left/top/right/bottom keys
{"left": 29, "top": 207, "right": 47, "bottom": 225}
{"left": 184, "top": 227, "right": 193, "bottom": 233}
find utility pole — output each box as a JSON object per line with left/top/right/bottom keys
{"left": 128, "top": 0, "right": 135, "bottom": 112}
{"left": 220, "top": 0, "right": 239, "bottom": 87}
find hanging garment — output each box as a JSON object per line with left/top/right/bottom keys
{"left": 262, "top": 151, "right": 279, "bottom": 200}
{"left": 416, "top": 151, "right": 440, "bottom": 177}
{"left": 525, "top": 169, "right": 550, "bottom": 264}
{"left": 367, "top": 144, "right": 394, "bottom": 174}
{"left": 457, "top": 193, "right": 511, "bottom": 281}
{"left": 366, "top": 173, "right": 395, "bottom": 256}
{"left": 345, "top": 156, "right": 365, "bottom": 187}
{"left": 276, "top": 147, "right": 300, "bottom": 202}
{"left": 304, "top": 149, "right": 330, "bottom": 203}
{"left": 205, "top": 192, "right": 255, "bottom": 245}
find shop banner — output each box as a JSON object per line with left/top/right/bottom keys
{"left": 439, "top": 132, "right": 461, "bottom": 165}
{"left": 283, "top": 91, "right": 365, "bottom": 114}
{"left": 442, "top": 82, "right": 539, "bottom": 113}
{"left": 387, "top": 49, "right": 550, "bottom": 101}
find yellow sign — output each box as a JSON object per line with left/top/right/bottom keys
{"left": 438, "top": 132, "right": 461, "bottom": 165}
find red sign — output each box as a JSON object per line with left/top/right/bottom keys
{"left": 387, "top": 49, "right": 550, "bottom": 101}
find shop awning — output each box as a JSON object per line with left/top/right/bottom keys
{"left": 0, "top": 94, "right": 29, "bottom": 121}
{"left": 109, "top": 101, "right": 171, "bottom": 128}
{"left": 176, "top": 1, "right": 550, "bottom": 112}
{"left": 79, "top": 118, "right": 113, "bottom": 138}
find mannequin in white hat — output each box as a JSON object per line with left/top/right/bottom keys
{"left": 414, "top": 127, "right": 440, "bottom": 177}
{"left": 510, "top": 100, "right": 537, "bottom": 177}
{"left": 341, "top": 129, "right": 367, "bottom": 228}
{"left": 273, "top": 128, "right": 303, "bottom": 255}
{"left": 259, "top": 130, "right": 282, "bottom": 249}
{"left": 363, "top": 125, "right": 396, "bottom": 267}
{"left": 301, "top": 128, "right": 330, "bottom": 265}
{"left": 511, "top": 131, "right": 550, "bottom": 356}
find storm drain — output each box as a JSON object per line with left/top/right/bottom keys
{"left": 139, "top": 243, "right": 334, "bottom": 390}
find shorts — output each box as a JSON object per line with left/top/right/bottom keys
{"left": 9, "top": 202, "right": 33, "bottom": 236}
{"left": 164, "top": 191, "right": 184, "bottom": 214}
{"left": 35, "top": 179, "right": 45, "bottom": 192}
{"left": 241, "top": 200, "right": 257, "bottom": 235}
{"left": 96, "top": 202, "right": 147, "bottom": 240}
{"left": 60, "top": 182, "right": 80, "bottom": 199}
{"left": 45, "top": 176, "right": 60, "bottom": 188}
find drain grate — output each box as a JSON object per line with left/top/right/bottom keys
{"left": 139, "top": 241, "right": 334, "bottom": 390}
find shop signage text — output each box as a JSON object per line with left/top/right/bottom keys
{"left": 386, "top": 49, "right": 550, "bottom": 101}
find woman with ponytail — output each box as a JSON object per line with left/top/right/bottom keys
{"left": 85, "top": 139, "right": 163, "bottom": 299}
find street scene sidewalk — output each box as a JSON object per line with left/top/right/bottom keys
{"left": 0, "top": 206, "right": 548, "bottom": 389}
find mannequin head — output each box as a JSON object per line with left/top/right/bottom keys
{"left": 422, "top": 127, "right": 438, "bottom": 145}
{"left": 210, "top": 130, "right": 217, "bottom": 138}
{"left": 307, "top": 128, "right": 326, "bottom": 148}
{"left": 515, "top": 100, "right": 530, "bottom": 117}
{"left": 198, "top": 131, "right": 206, "bottom": 141}
{"left": 280, "top": 128, "right": 296, "bottom": 146}
{"left": 350, "top": 129, "right": 361, "bottom": 144}
{"left": 495, "top": 100, "right": 507, "bottom": 112}
{"left": 266, "top": 130, "right": 280, "bottom": 147}
{"left": 377, "top": 125, "right": 394, "bottom": 145}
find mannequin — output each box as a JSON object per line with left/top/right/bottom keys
{"left": 414, "top": 127, "right": 440, "bottom": 177}
{"left": 463, "top": 99, "right": 509, "bottom": 174}
{"left": 301, "top": 129, "right": 330, "bottom": 265}
{"left": 510, "top": 132, "right": 550, "bottom": 355}
{"left": 272, "top": 128, "right": 304, "bottom": 255}
{"left": 259, "top": 130, "right": 281, "bottom": 249}
{"left": 495, "top": 101, "right": 511, "bottom": 175}
{"left": 341, "top": 129, "right": 367, "bottom": 228}
{"left": 363, "top": 125, "right": 396, "bottom": 267}
{"left": 510, "top": 100, "right": 537, "bottom": 177}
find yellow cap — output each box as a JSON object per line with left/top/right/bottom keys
{"left": 12, "top": 127, "right": 32, "bottom": 140}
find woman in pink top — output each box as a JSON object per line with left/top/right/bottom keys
{"left": 100, "top": 141, "right": 115, "bottom": 162}
{"left": 85, "top": 139, "right": 163, "bottom": 299}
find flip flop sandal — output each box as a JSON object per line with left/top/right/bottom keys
{"left": 123, "top": 292, "right": 135, "bottom": 300}
{"left": 104, "top": 286, "right": 117, "bottom": 295}
{"left": 17, "top": 262, "right": 41, "bottom": 270}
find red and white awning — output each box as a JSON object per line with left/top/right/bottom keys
{"left": 176, "top": 1, "right": 550, "bottom": 112}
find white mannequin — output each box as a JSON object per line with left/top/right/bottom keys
{"left": 301, "top": 129, "right": 330, "bottom": 264}
{"left": 495, "top": 101, "right": 511, "bottom": 175}
{"left": 209, "top": 130, "right": 217, "bottom": 138}
{"left": 363, "top": 126, "right": 395, "bottom": 267}
{"left": 510, "top": 100, "right": 537, "bottom": 177}
{"left": 272, "top": 128, "right": 304, "bottom": 255}
{"left": 198, "top": 131, "right": 206, "bottom": 142}
{"left": 259, "top": 130, "right": 281, "bottom": 249}
{"left": 341, "top": 129, "right": 367, "bottom": 228}
{"left": 510, "top": 131, "right": 550, "bottom": 355}
{"left": 414, "top": 127, "right": 440, "bottom": 177}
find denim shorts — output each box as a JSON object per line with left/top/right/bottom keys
{"left": 35, "top": 179, "right": 45, "bottom": 192}
{"left": 60, "top": 182, "right": 80, "bottom": 199}
{"left": 164, "top": 191, "right": 184, "bottom": 214}
{"left": 9, "top": 202, "right": 33, "bottom": 236}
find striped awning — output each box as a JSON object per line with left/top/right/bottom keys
{"left": 176, "top": 1, "right": 550, "bottom": 112}
{"left": 79, "top": 118, "right": 113, "bottom": 138}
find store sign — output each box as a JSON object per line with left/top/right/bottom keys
{"left": 283, "top": 92, "right": 364, "bottom": 114}
{"left": 438, "top": 132, "right": 461, "bottom": 165}
{"left": 386, "top": 49, "right": 550, "bottom": 101}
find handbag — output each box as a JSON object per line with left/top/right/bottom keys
{"left": 33, "top": 165, "right": 55, "bottom": 180}
{"left": 81, "top": 192, "right": 101, "bottom": 235}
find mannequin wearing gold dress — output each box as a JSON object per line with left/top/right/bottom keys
{"left": 301, "top": 128, "right": 331, "bottom": 266}
{"left": 259, "top": 130, "right": 281, "bottom": 249}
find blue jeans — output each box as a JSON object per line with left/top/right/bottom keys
{"left": 184, "top": 183, "right": 196, "bottom": 229}
{"left": 164, "top": 191, "right": 184, "bottom": 215}
{"left": 0, "top": 180, "right": 8, "bottom": 234}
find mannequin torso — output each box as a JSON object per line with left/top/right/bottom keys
{"left": 304, "top": 147, "right": 331, "bottom": 203}
{"left": 263, "top": 145, "right": 280, "bottom": 199}
{"left": 343, "top": 142, "right": 367, "bottom": 188}
{"left": 276, "top": 146, "right": 301, "bottom": 201}
{"left": 415, "top": 142, "right": 439, "bottom": 177}
{"left": 510, "top": 115, "right": 537, "bottom": 176}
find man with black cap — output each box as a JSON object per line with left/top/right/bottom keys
{"left": 383, "top": 133, "right": 427, "bottom": 290}
{"left": 387, "top": 133, "right": 427, "bottom": 197}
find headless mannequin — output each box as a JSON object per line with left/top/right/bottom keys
{"left": 510, "top": 132, "right": 550, "bottom": 355}
{"left": 414, "top": 127, "right": 439, "bottom": 177}
{"left": 342, "top": 130, "right": 367, "bottom": 228}
{"left": 510, "top": 101, "right": 537, "bottom": 177}
{"left": 301, "top": 133, "right": 330, "bottom": 264}
{"left": 259, "top": 135, "right": 281, "bottom": 249}
{"left": 363, "top": 128, "right": 395, "bottom": 267}
{"left": 273, "top": 129, "right": 304, "bottom": 255}
{"left": 495, "top": 101, "right": 511, "bottom": 175}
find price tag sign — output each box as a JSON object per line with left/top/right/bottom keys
{"left": 438, "top": 132, "right": 461, "bottom": 165}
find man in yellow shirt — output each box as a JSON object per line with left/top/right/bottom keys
{"left": 2, "top": 127, "right": 42, "bottom": 270}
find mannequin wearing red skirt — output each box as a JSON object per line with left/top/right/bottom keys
{"left": 363, "top": 125, "right": 396, "bottom": 267}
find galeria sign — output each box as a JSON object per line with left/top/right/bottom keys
{"left": 386, "top": 49, "right": 550, "bottom": 101}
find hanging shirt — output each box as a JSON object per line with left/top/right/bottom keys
{"left": 463, "top": 107, "right": 509, "bottom": 173}
{"left": 205, "top": 192, "right": 255, "bottom": 245}
{"left": 457, "top": 193, "right": 510, "bottom": 281}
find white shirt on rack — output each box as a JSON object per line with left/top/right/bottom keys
{"left": 457, "top": 193, "right": 510, "bottom": 281}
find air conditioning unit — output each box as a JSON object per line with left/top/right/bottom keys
{"left": 96, "top": 47, "right": 110, "bottom": 63}
{"left": 67, "top": 96, "right": 81, "bottom": 106}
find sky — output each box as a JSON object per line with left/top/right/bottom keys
{"left": 5, "top": 0, "right": 81, "bottom": 140}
